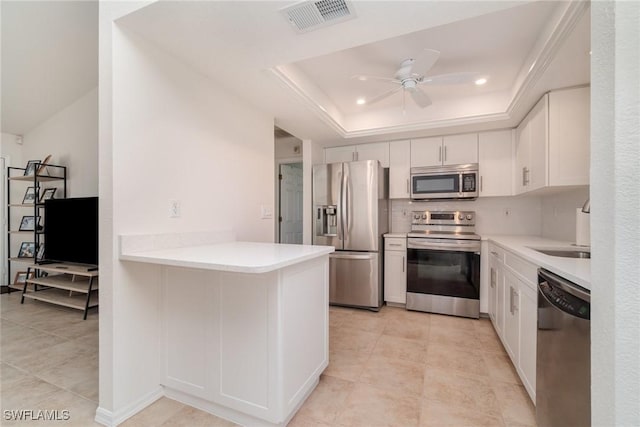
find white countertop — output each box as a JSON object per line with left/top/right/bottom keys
{"left": 120, "top": 241, "right": 335, "bottom": 273}
{"left": 384, "top": 233, "right": 408, "bottom": 238}
{"left": 483, "top": 235, "right": 591, "bottom": 291}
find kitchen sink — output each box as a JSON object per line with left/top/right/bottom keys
{"left": 529, "top": 247, "right": 591, "bottom": 259}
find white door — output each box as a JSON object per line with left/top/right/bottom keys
{"left": 279, "top": 163, "right": 303, "bottom": 244}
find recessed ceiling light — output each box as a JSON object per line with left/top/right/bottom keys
{"left": 356, "top": 98, "right": 366, "bottom": 105}
{"left": 475, "top": 78, "right": 487, "bottom": 86}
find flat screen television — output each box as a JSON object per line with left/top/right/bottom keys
{"left": 43, "top": 197, "right": 98, "bottom": 266}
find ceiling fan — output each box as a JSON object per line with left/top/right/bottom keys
{"left": 352, "top": 49, "right": 481, "bottom": 111}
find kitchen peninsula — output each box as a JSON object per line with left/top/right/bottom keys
{"left": 119, "top": 233, "right": 334, "bottom": 427}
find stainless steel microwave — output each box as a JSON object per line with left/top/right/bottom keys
{"left": 410, "top": 164, "right": 479, "bottom": 200}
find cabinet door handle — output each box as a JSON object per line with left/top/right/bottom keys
{"left": 522, "top": 167, "right": 530, "bottom": 186}
{"left": 389, "top": 243, "right": 402, "bottom": 247}
{"left": 439, "top": 146, "right": 442, "bottom": 162}
{"left": 491, "top": 251, "right": 499, "bottom": 256}
{"left": 513, "top": 290, "right": 519, "bottom": 312}
{"left": 490, "top": 268, "right": 495, "bottom": 288}
{"left": 510, "top": 286, "right": 514, "bottom": 314}
{"left": 402, "top": 256, "right": 405, "bottom": 273}
{"left": 444, "top": 146, "right": 447, "bottom": 162}
{"left": 480, "top": 176, "right": 483, "bottom": 193}
{"left": 525, "top": 168, "right": 530, "bottom": 186}
{"left": 406, "top": 179, "right": 410, "bottom": 194}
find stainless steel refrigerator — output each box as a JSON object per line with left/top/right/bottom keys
{"left": 313, "top": 160, "right": 388, "bottom": 310}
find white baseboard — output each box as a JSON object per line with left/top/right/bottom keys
{"left": 94, "top": 386, "right": 163, "bottom": 426}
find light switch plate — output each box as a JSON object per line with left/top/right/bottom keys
{"left": 261, "top": 205, "right": 273, "bottom": 219}
{"left": 169, "top": 200, "right": 181, "bottom": 218}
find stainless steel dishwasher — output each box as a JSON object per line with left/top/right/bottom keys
{"left": 536, "top": 268, "right": 591, "bottom": 427}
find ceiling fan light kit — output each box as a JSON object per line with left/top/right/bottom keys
{"left": 353, "top": 48, "right": 481, "bottom": 110}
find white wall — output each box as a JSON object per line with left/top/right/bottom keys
{"left": 98, "top": 9, "right": 275, "bottom": 423}
{"left": 390, "top": 196, "right": 542, "bottom": 237}
{"left": 0, "top": 133, "right": 25, "bottom": 262}
{"left": 540, "top": 187, "right": 589, "bottom": 242}
{"left": 591, "top": 2, "right": 640, "bottom": 425}
{"left": 0, "top": 133, "right": 24, "bottom": 286}
{"left": 0, "top": 132, "right": 23, "bottom": 167}
{"left": 21, "top": 88, "right": 98, "bottom": 198}
{"left": 275, "top": 135, "right": 302, "bottom": 160}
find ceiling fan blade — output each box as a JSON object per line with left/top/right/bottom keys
{"left": 409, "top": 49, "right": 440, "bottom": 76}
{"left": 351, "top": 74, "right": 399, "bottom": 84}
{"left": 421, "top": 72, "right": 480, "bottom": 85}
{"left": 366, "top": 86, "right": 403, "bottom": 105}
{"left": 409, "top": 86, "right": 432, "bottom": 108}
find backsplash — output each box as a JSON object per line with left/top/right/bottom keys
{"left": 391, "top": 187, "right": 590, "bottom": 241}
{"left": 541, "top": 187, "right": 590, "bottom": 242}
{"left": 391, "top": 196, "right": 543, "bottom": 237}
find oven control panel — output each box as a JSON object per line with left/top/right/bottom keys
{"left": 412, "top": 210, "right": 475, "bottom": 226}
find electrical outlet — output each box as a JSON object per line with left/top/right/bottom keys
{"left": 169, "top": 200, "right": 181, "bottom": 218}
{"left": 503, "top": 208, "right": 511, "bottom": 217}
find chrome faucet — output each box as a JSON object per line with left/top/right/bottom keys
{"left": 581, "top": 198, "right": 590, "bottom": 214}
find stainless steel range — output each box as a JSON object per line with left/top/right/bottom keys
{"left": 406, "top": 210, "right": 481, "bottom": 318}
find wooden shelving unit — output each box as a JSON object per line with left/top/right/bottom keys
{"left": 22, "top": 263, "right": 98, "bottom": 319}
{"left": 5, "top": 163, "right": 66, "bottom": 292}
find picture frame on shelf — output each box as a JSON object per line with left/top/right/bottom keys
{"left": 18, "top": 215, "right": 39, "bottom": 231}
{"left": 39, "top": 188, "right": 56, "bottom": 202}
{"left": 37, "top": 154, "right": 52, "bottom": 175}
{"left": 22, "top": 186, "right": 38, "bottom": 204}
{"left": 13, "top": 271, "right": 34, "bottom": 286}
{"left": 23, "top": 160, "right": 40, "bottom": 176}
{"left": 18, "top": 242, "right": 36, "bottom": 258}
{"left": 36, "top": 243, "right": 45, "bottom": 261}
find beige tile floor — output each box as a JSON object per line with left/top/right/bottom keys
{"left": 1, "top": 293, "right": 536, "bottom": 426}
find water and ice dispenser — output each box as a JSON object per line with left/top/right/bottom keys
{"left": 315, "top": 205, "right": 338, "bottom": 237}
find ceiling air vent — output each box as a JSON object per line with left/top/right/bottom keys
{"left": 280, "top": 0, "right": 356, "bottom": 33}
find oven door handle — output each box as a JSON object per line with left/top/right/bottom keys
{"left": 407, "top": 239, "right": 480, "bottom": 253}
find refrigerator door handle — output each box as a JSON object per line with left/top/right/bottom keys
{"left": 342, "top": 166, "right": 349, "bottom": 242}
{"left": 337, "top": 171, "right": 343, "bottom": 240}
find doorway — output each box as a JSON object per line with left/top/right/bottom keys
{"left": 279, "top": 162, "right": 303, "bottom": 244}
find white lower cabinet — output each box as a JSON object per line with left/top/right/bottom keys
{"left": 503, "top": 270, "right": 521, "bottom": 363}
{"left": 384, "top": 237, "right": 407, "bottom": 304}
{"left": 519, "top": 281, "right": 538, "bottom": 396}
{"left": 488, "top": 242, "right": 537, "bottom": 403}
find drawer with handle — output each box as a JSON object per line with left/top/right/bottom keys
{"left": 385, "top": 237, "right": 407, "bottom": 251}
{"left": 488, "top": 243, "right": 505, "bottom": 263}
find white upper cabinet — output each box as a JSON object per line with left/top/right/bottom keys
{"left": 478, "top": 130, "right": 513, "bottom": 197}
{"left": 442, "top": 133, "right": 478, "bottom": 165}
{"left": 548, "top": 87, "right": 590, "bottom": 186}
{"left": 389, "top": 140, "right": 411, "bottom": 199}
{"left": 356, "top": 142, "right": 390, "bottom": 167}
{"left": 411, "top": 134, "right": 477, "bottom": 168}
{"left": 515, "top": 94, "right": 548, "bottom": 194}
{"left": 410, "top": 137, "right": 442, "bottom": 167}
{"left": 325, "top": 145, "right": 356, "bottom": 163}
{"left": 515, "top": 86, "right": 590, "bottom": 195}
{"left": 324, "top": 142, "right": 389, "bottom": 167}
